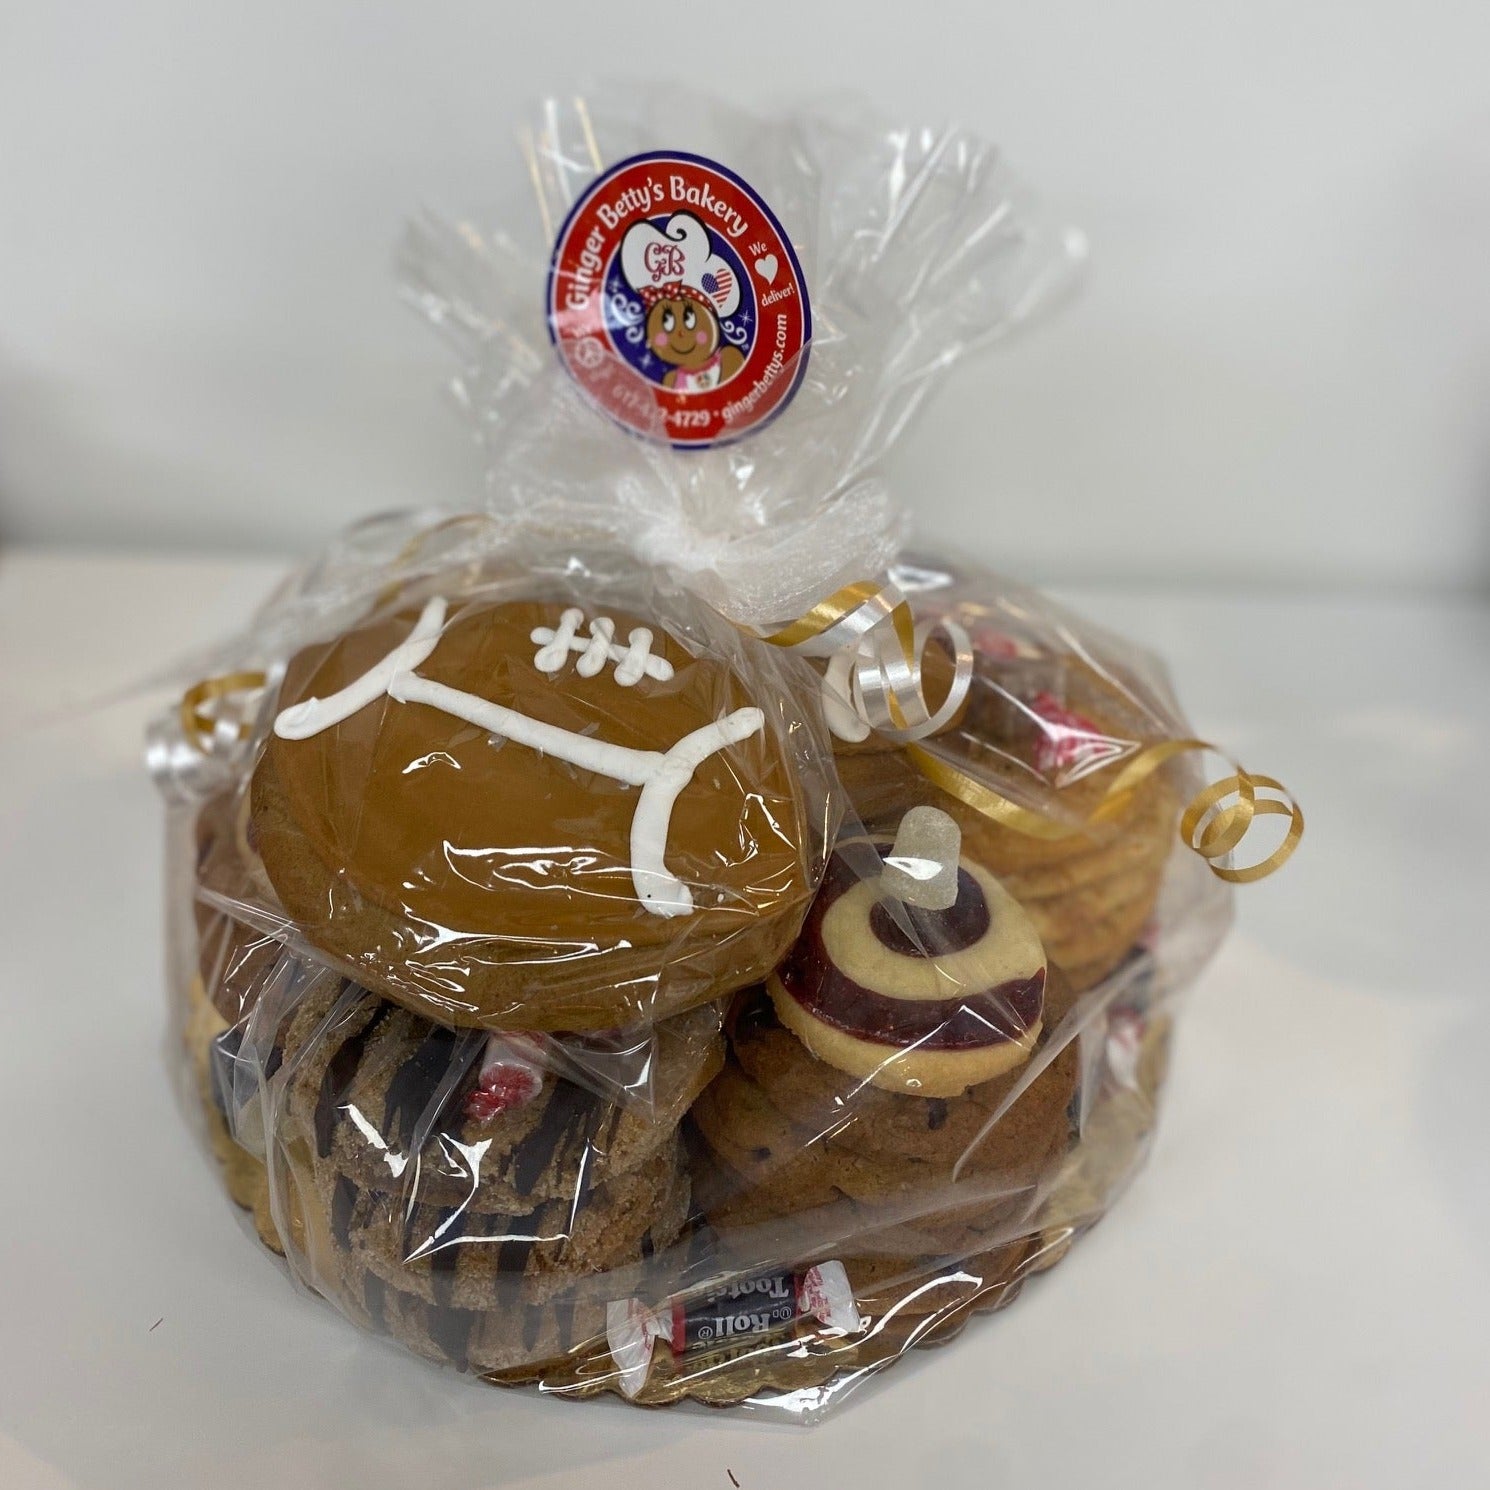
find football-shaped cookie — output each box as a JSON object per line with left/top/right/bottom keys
{"left": 252, "top": 587, "right": 831, "bottom": 1030}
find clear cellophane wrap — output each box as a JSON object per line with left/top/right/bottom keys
{"left": 152, "top": 89, "right": 1294, "bottom": 1423}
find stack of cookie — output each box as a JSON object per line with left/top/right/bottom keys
{"left": 836, "top": 637, "right": 1180, "bottom": 991}
{"left": 186, "top": 942, "right": 720, "bottom": 1373}
{"left": 691, "top": 807, "right": 1081, "bottom": 1315}
{"left": 277, "top": 975, "right": 717, "bottom": 1373}
{"left": 178, "top": 582, "right": 830, "bottom": 1379}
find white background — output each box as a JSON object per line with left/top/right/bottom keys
{"left": 2, "top": 12, "right": 1488, "bottom": 1480}
{"left": 2, "top": 1, "right": 1488, "bottom": 588}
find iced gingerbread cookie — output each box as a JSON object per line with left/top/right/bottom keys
{"left": 767, "top": 808, "right": 1047, "bottom": 1097}
{"left": 251, "top": 592, "right": 824, "bottom": 1031}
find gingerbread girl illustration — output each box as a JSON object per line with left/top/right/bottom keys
{"left": 620, "top": 212, "right": 745, "bottom": 392}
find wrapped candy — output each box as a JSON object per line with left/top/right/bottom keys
{"left": 606, "top": 1262, "right": 862, "bottom": 1399}
{"left": 151, "top": 86, "right": 1299, "bottom": 1423}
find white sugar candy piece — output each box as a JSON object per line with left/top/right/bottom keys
{"left": 880, "top": 805, "right": 962, "bottom": 910}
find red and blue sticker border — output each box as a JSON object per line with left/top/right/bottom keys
{"left": 545, "top": 149, "right": 812, "bottom": 450}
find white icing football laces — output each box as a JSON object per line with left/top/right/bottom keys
{"left": 531, "top": 608, "right": 674, "bottom": 685}
{"left": 272, "top": 597, "right": 762, "bottom": 917}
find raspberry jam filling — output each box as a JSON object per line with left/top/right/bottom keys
{"left": 777, "top": 956, "right": 1045, "bottom": 1050}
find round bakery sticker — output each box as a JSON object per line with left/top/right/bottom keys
{"left": 546, "top": 150, "right": 811, "bottom": 448}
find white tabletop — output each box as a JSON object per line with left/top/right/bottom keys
{"left": 1, "top": 549, "right": 1485, "bottom": 1489}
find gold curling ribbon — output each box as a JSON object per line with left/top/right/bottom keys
{"left": 760, "top": 579, "right": 914, "bottom": 659}
{"left": 761, "top": 579, "right": 1302, "bottom": 884}
{"left": 1178, "top": 766, "right": 1303, "bottom": 884}
{"left": 179, "top": 671, "right": 268, "bottom": 752}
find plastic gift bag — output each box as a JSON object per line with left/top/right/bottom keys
{"left": 152, "top": 87, "right": 1298, "bottom": 1422}
{"left": 399, "top": 82, "right": 1085, "bottom": 627}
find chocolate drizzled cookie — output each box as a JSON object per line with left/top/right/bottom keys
{"left": 202, "top": 968, "right": 719, "bottom": 1375}
{"left": 193, "top": 954, "right": 718, "bottom": 1378}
